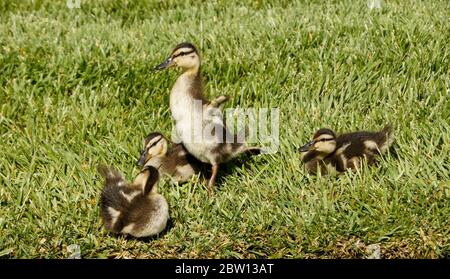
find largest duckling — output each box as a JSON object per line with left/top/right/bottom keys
{"left": 155, "top": 42, "right": 260, "bottom": 195}
{"left": 299, "top": 124, "right": 394, "bottom": 174}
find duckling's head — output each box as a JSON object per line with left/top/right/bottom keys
{"left": 136, "top": 132, "right": 169, "bottom": 167}
{"left": 299, "top": 128, "right": 337, "bottom": 154}
{"left": 155, "top": 42, "right": 200, "bottom": 71}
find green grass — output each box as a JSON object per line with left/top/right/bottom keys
{"left": 0, "top": 0, "right": 449, "bottom": 258}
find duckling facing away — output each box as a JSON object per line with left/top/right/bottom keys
{"left": 155, "top": 42, "right": 261, "bottom": 196}
{"left": 98, "top": 164, "right": 169, "bottom": 238}
{"left": 299, "top": 124, "right": 394, "bottom": 175}
{"left": 136, "top": 132, "right": 206, "bottom": 183}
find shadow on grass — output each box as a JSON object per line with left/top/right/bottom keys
{"left": 215, "top": 153, "right": 263, "bottom": 187}
{"left": 161, "top": 151, "right": 265, "bottom": 191}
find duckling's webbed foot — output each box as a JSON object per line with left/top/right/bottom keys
{"left": 208, "top": 164, "right": 219, "bottom": 197}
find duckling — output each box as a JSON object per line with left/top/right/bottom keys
{"left": 98, "top": 164, "right": 169, "bottom": 238}
{"left": 155, "top": 42, "right": 261, "bottom": 196}
{"left": 299, "top": 124, "right": 394, "bottom": 175}
{"left": 136, "top": 131, "right": 207, "bottom": 183}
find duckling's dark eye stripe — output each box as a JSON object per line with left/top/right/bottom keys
{"left": 173, "top": 50, "right": 195, "bottom": 58}
{"left": 148, "top": 137, "right": 162, "bottom": 148}
{"left": 149, "top": 139, "right": 160, "bottom": 148}
{"left": 317, "top": 138, "right": 333, "bottom": 142}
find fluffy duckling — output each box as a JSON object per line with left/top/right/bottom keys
{"left": 155, "top": 42, "right": 261, "bottom": 195}
{"left": 98, "top": 164, "right": 169, "bottom": 238}
{"left": 299, "top": 124, "right": 394, "bottom": 174}
{"left": 136, "top": 132, "right": 206, "bottom": 183}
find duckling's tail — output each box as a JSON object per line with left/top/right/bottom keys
{"left": 243, "top": 146, "right": 265, "bottom": 156}
{"left": 378, "top": 124, "right": 394, "bottom": 154}
{"left": 97, "top": 164, "right": 125, "bottom": 185}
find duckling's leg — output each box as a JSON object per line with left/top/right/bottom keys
{"left": 208, "top": 164, "right": 219, "bottom": 197}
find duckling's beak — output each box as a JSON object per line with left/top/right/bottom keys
{"left": 155, "top": 57, "right": 174, "bottom": 71}
{"left": 299, "top": 141, "right": 315, "bottom": 152}
{"left": 136, "top": 149, "right": 149, "bottom": 167}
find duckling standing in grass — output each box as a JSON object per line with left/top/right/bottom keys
{"left": 135, "top": 94, "right": 229, "bottom": 182}
{"left": 136, "top": 132, "right": 207, "bottom": 183}
{"left": 98, "top": 164, "right": 169, "bottom": 238}
{"left": 155, "top": 42, "right": 261, "bottom": 196}
{"left": 299, "top": 124, "right": 394, "bottom": 175}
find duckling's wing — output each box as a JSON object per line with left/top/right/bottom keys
{"left": 171, "top": 127, "right": 182, "bottom": 144}
{"left": 209, "top": 95, "right": 229, "bottom": 110}
{"left": 168, "top": 144, "right": 204, "bottom": 170}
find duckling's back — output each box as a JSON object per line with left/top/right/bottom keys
{"left": 336, "top": 124, "right": 394, "bottom": 156}
{"left": 331, "top": 124, "right": 394, "bottom": 170}
{"left": 120, "top": 194, "right": 169, "bottom": 238}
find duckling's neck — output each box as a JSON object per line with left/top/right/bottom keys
{"left": 170, "top": 66, "right": 206, "bottom": 121}
{"left": 174, "top": 66, "right": 203, "bottom": 98}
{"left": 184, "top": 64, "right": 200, "bottom": 77}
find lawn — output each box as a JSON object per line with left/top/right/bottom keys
{"left": 0, "top": 0, "right": 449, "bottom": 258}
